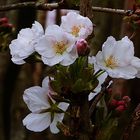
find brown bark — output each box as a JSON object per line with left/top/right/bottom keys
{"left": 80, "top": 0, "right": 93, "bottom": 20}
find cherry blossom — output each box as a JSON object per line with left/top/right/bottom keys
{"left": 23, "top": 77, "right": 69, "bottom": 133}
{"left": 36, "top": 25, "right": 78, "bottom": 66}
{"left": 60, "top": 12, "right": 93, "bottom": 40}
{"left": 95, "top": 36, "right": 140, "bottom": 79}
{"left": 9, "top": 21, "right": 44, "bottom": 64}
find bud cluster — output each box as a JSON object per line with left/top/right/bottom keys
{"left": 0, "top": 17, "right": 13, "bottom": 34}
{"left": 109, "top": 96, "right": 131, "bottom": 113}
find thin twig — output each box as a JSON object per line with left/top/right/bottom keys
{"left": 0, "top": 1, "right": 78, "bottom": 11}
{"left": 0, "top": 1, "right": 132, "bottom": 16}
{"left": 129, "top": 32, "right": 136, "bottom": 40}
{"left": 92, "top": 6, "right": 130, "bottom": 15}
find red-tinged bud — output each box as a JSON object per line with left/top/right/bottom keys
{"left": 115, "top": 105, "right": 126, "bottom": 113}
{"left": 135, "top": 9, "right": 140, "bottom": 15}
{"left": 0, "top": 23, "right": 13, "bottom": 30}
{"left": 76, "top": 39, "right": 90, "bottom": 56}
{"left": 1, "top": 23, "right": 13, "bottom": 28}
{"left": 117, "top": 100, "right": 125, "bottom": 106}
{"left": 130, "top": 14, "right": 140, "bottom": 21}
{"left": 122, "top": 96, "right": 131, "bottom": 103}
{"left": 110, "top": 99, "right": 118, "bottom": 107}
{"left": 0, "top": 17, "right": 8, "bottom": 25}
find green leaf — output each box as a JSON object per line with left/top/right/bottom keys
{"left": 50, "top": 80, "right": 61, "bottom": 94}
{"left": 71, "top": 79, "right": 85, "bottom": 93}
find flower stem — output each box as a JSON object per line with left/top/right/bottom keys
{"left": 89, "top": 76, "right": 112, "bottom": 117}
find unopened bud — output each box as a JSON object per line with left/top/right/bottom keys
{"left": 135, "top": 9, "right": 140, "bottom": 15}
{"left": 117, "top": 100, "right": 125, "bottom": 106}
{"left": 110, "top": 99, "right": 118, "bottom": 107}
{"left": 76, "top": 39, "right": 90, "bottom": 56}
{"left": 0, "top": 17, "right": 8, "bottom": 25}
{"left": 122, "top": 96, "right": 131, "bottom": 103}
{"left": 130, "top": 14, "right": 140, "bottom": 21}
{"left": 115, "top": 105, "right": 126, "bottom": 113}
{"left": 0, "top": 23, "right": 13, "bottom": 33}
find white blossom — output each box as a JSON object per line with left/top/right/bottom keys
{"left": 95, "top": 36, "right": 139, "bottom": 79}
{"left": 60, "top": 12, "right": 93, "bottom": 40}
{"left": 36, "top": 25, "right": 78, "bottom": 66}
{"left": 9, "top": 21, "right": 44, "bottom": 64}
{"left": 23, "top": 77, "right": 69, "bottom": 133}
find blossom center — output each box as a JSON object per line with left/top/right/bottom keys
{"left": 105, "top": 55, "right": 118, "bottom": 69}
{"left": 54, "top": 41, "right": 67, "bottom": 54}
{"left": 71, "top": 26, "right": 81, "bottom": 37}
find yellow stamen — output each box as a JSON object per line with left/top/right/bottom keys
{"left": 71, "top": 26, "right": 81, "bottom": 37}
{"left": 105, "top": 55, "right": 118, "bottom": 69}
{"left": 54, "top": 41, "right": 67, "bottom": 54}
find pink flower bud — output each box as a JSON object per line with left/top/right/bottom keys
{"left": 0, "top": 23, "right": 13, "bottom": 33}
{"left": 110, "top": 99, "right": 118, "bottom": 107}
{"left": 117, "top": 100, "right": 125, "bottom": 106}
{"left": 115, "top": 105, "right": 126, "bottom": 113}
{"left": 0, "top": 17, "right": 8, "bottom": 25}
{"left": 76, "top": 39, "right": 90, "bottom": 56}
{"left": 122, "top": 96, "right": 131, "bottom": 103}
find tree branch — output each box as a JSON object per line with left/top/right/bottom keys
{"left": 0, "top": 1, "right": 131, "bottom": 16}
{"left": 0, "top": 1, "right": 78, "bottom": 11}
{"left": 92, "top": 6, "right": 130, "bottom": 15}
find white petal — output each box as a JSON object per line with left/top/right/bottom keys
{"left": 11, "top": 57, "right": 26, "bottom": 65}
{"left": 10, "top": 38, "right": 34, "bottom": 58}
{"left": 42, "top": 76, "right": 49, "bottom": 89}
{"left": 65, "top": 33, "right": 76, "bottom": 52}
{"left": 23, "top": 86, "right": 50, "bottom": 113}
{"left": 131, "top": 56, "right": 140, "bottom": 69}
{"left": 88, "top": 92, "right": 98, "bottom": 101}
{"left": 35, "top": 35, "right": 55, "bottom": 58}
{"left": 97, "top": 72, "right": 108, "bottom": 86}
{"left": 31, "top": 21, "right": 44, "bottom": 36}
{"left": 9, "top": 27, "right": 36, "bottom": 65}
{"left": 60, "top": 12, "right": 93, "bottom": 39}
{"left": 107, "top": 66, "right": 137, "bottom": 79}
{"left": 88, "top": 56, "right": 96, "bottom": 65}
{"left": 60, "top": 47, "right": 78, "bottom": 66}
{"left": 113, "top": 38, "right": 134, "bottom": 66}
{"left": 60, "top": 12, "right": 78, "bottom": 31}
{"left": 45, "top": 25, "right": 66, "bottom": 42}
{"left": 18, "top": 28, "right": 34, "bottom": 39}
{"left": 58, "top": 102, "right": 69, "bottom": 111}
{"left": 50, "top": 119, "right": 60, "bottom": 134}
{"left": 23, "top": 112, "right": 51, "bottom": 132}
{"left": 50, "top": 113, "right": 65, "bottom": 134}
{"left": 95, "top": 51, "right": 106, "bottom": 70}
{"left": 42, "top": 55, "right": 63, "bottom": 66}
{"left": 102, "top": 36, "right": 116, "bottom": 60}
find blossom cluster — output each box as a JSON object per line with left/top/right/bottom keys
{"left": 9, "top": 11, "right": 140, "bottom": 134}
{"left": 9, "top": 12, "right": 93, "bottom": 65}
{"left": 9, "top": 12, "right": 94, "bottom": 134}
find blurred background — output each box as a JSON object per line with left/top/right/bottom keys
{"left": 0, "top": 0, "right": 140, "bottom": 140}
